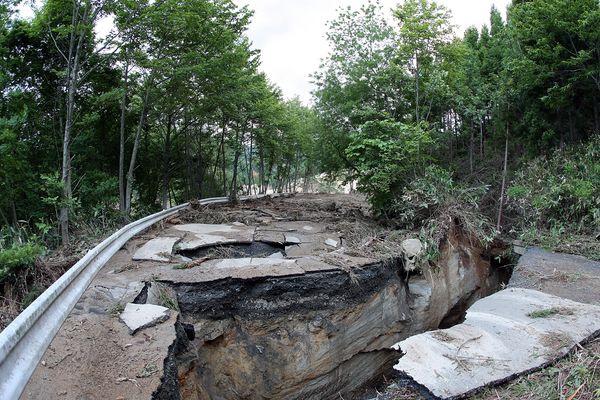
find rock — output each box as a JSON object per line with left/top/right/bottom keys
{"left": 119, "top": 303, "right": 171, "bottom": 335}
{"left": 401, "top": 238, "right": 423, "bottom": 272}
{"left": 392, "top": 288, "right": 600, "bottom": 399}
{"left": 512, "top": 239, "right": 527, "bottom": 255}
{"left": 284, "top": 235, "right": 301, "bottom": 244}
{"left": 132, "top": 237, "right": 180, "bottom": 262}
{"left": 324, "top": 238, "right": 338, "bottom": 248}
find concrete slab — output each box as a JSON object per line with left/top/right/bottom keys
{"left": 267, "top": 252, "right": 285, "bottom": 259}
{"left": 284, "top": 235, "right": 302, "bottom": 244}
{"left": 172, "top": 223, "right": 256, "bottom": 251}
{"left": 325, "top": 238, "right": 338, "bottom": 248}
{"left": 155, "top": 257, "right": 305, "bottom": 282}
{"left": 255, "top": 230, "right": 285, "bottom": 245}
{"left": 119, "top": 303, "right": 171, "bottom": 335}
{"left": 176, "top": 233, "right": 236, "bottom": 250}
{"left": 132, "top": 237, "right": 179, "bottom": 262}
{"left": 510, "top": 247, "right": 600, "bottom": 305}
{"left": 172, "top": 223, "right": 243, "bottom": 234}
{"left": 154, "top": 256, "right": 347, "bottom": 283}
{"left": 392, "top": 288, "right": 600, "bottom": 399}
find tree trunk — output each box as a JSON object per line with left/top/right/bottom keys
{"left": 229, "top": 123, "right": 243, "bottom": 202}
{"left": 161, "top": 115, "right": 173, "bottom": 209}
{"left": 59, "top": 3, "right": 93, "bottom": 246}
{"left": 479, "top": 119, "right": 484, "bottom": 159}
{"left": 10, "top": 200, "right": 17, "bottom": 226}
{"left": 247, "top": 130, "right": 254, "bottom": 195}
{"left": 594, "top": 94, "right": 600, "bottom": 134}
{"left": 469, "top": 124, "right": 474, "bottom": 174}
{"left": 118, "top": 58, "right": 129, "bottom": 212}
{"left": 60, "top": 49, "right": 78, "bottom": 246}
{"left": 125, "top": 80, "right": 152, "bottom": 213}
{"left": 258, "top": 150, "right": 265, "bottom": 194}
{"left": 220, "top": 117, "right": 227, "bottom": 195}
{"left": 415, "top": 55, "right": 420, "bottom": 123}
{"left": 496, "top": 129, "right": 509, "bottom": 233}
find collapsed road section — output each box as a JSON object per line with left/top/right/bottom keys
{"left": 20, "top": 194, "right": 511, "bottom": 400}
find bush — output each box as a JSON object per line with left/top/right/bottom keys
{"left": 392, "top": 165, "right": 496, "bottom": 251}
{"left": 507, "top": 135, "right": 600, "bottom": 233}
{"left": 391, "top": 166, "right": 486, "bottom": 224}
{"left": 345, "top": 120, "right": 435, "bottom": 213}
{"left": 0, "top": 242, "right": 45, "bottom": 283}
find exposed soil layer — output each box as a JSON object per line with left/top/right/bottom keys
{"left": 163, "top": 195, "right": 512, "bottom": 400}
{"left": 171, "top": 262, "right": 391, "bottom": 320}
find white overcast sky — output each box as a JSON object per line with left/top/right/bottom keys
{"left": 232, "top": 0, "right": 511, "bottom": 104}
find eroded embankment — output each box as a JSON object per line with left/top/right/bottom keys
{"left": 155, "top": 221, "right": 511, "bottom": 400}
{"left": 21, "top": 194, "right": 511, "bottom": 400}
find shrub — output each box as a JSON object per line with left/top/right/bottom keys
{"left": 0, "top": 242, "right": 45, "bottom": 283}
{"left": 391, "top": 166, "right": 488, "bottom": 223}
{"left": 345, "top": 120, "right": 435, "bottom": 213}
{"left": 507, "top": 135, "right": 600, "bottom": 233}
{"left": 392, "top": 165, "right": 495, "bottom": 252}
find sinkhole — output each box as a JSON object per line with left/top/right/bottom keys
{"left": 149, "top": 233, "right": 513, "bottom": 400}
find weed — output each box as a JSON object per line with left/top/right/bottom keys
{"left": 159, "top": 291, "right": 179, "bottom": 311}
{"left": 21, "top": 287, "right": 44, "bottom": 307}
{"left": 108, "top": 302, "right": 125, "bottom": 316}
{"left": 527, "top": 308, "right": 561, "bottom": 318}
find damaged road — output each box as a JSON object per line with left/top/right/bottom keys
{"left": 391, "top": 288, "right": 600, "bottom": 399}
{"left": 21, "top": 194, "right": 512, "bottom": 400}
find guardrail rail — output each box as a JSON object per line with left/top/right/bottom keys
{"left": 0, "top": 194, "right": 273, "bottom": 399}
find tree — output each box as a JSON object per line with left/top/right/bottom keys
{"left": 313, "top": 1, "right": 404, "bottom": 177}
{"left": 394, "top": 0, "right": 453, "bottom": 123}
{"left": 43, "top": 0, "right": 118, "bottom": 244}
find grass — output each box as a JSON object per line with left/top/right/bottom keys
{"left": 474, "top": 339, "right": 600, "bottom": 400}
{"left": 515, "top": 226, "right": 600, "bottom": 261}
{"left": 108, "top": 302, "right": 124, "bottom": 316}
{"left": 527, "top": 308, "right": 561, "bottom": 318}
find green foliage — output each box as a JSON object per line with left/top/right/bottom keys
{"left": 392, "top": 165, "right": 488, "bottom": 225}
{"left": 527, "top": 307, "right": 560, "bottom": 318}
{"left": 507, "top": 136, "right": 600, "bottom": 233}
{"left": 390, "top": 166, "right": 496, "bottom": 256}
{"left": 346, "top": 120, "right": 434, "bottom": 213}
{"left": 0, "top": 242, "right": 45, "bottom": 283}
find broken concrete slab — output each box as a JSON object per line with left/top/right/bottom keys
{"left": 132, "top": 237, "right": 180, "bottom": 262}
{"left": 172, "top": 223, "right": 256, "bottom": 251}
{"left": 119, "top": 303, "right": 171, "bottom": 335}
{"left": 392, "top": 288, "right": 600, "bottom": 399}
{"left": 324, "top": 238, "right": 338, "bottom": 248}
{"left": 510, "top": 247, "right": 600, "bottom": 305}
{"left": 153, "top": 256, "right": 348, "bottom": 283}
{"left": 284, "top": 234, "right": 302, "bottom": 244}
{"left": 267, "top": 252, "right": 285, "bottom": 259}
{"left": 172, "top": 223, "right": 244, "bottom": 234}
{"left": 254, "top": 230, "right": 285, "bottom": 245}
{"left": 176, "top": 233, "right": 235, "bottom": 250}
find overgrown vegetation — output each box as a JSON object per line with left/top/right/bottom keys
{"left": 313, "top": 0, "right": 600, "bottom": 261}
{"left": 506, "top": 136, "right": 600, "bottom": 259}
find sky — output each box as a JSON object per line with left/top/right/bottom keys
{"left": 232, "top": 0, "right": 512, "bottom": 104}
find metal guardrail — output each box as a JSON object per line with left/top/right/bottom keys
{"left": 0, "top": 194, "right": 272, "bottom": 399}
